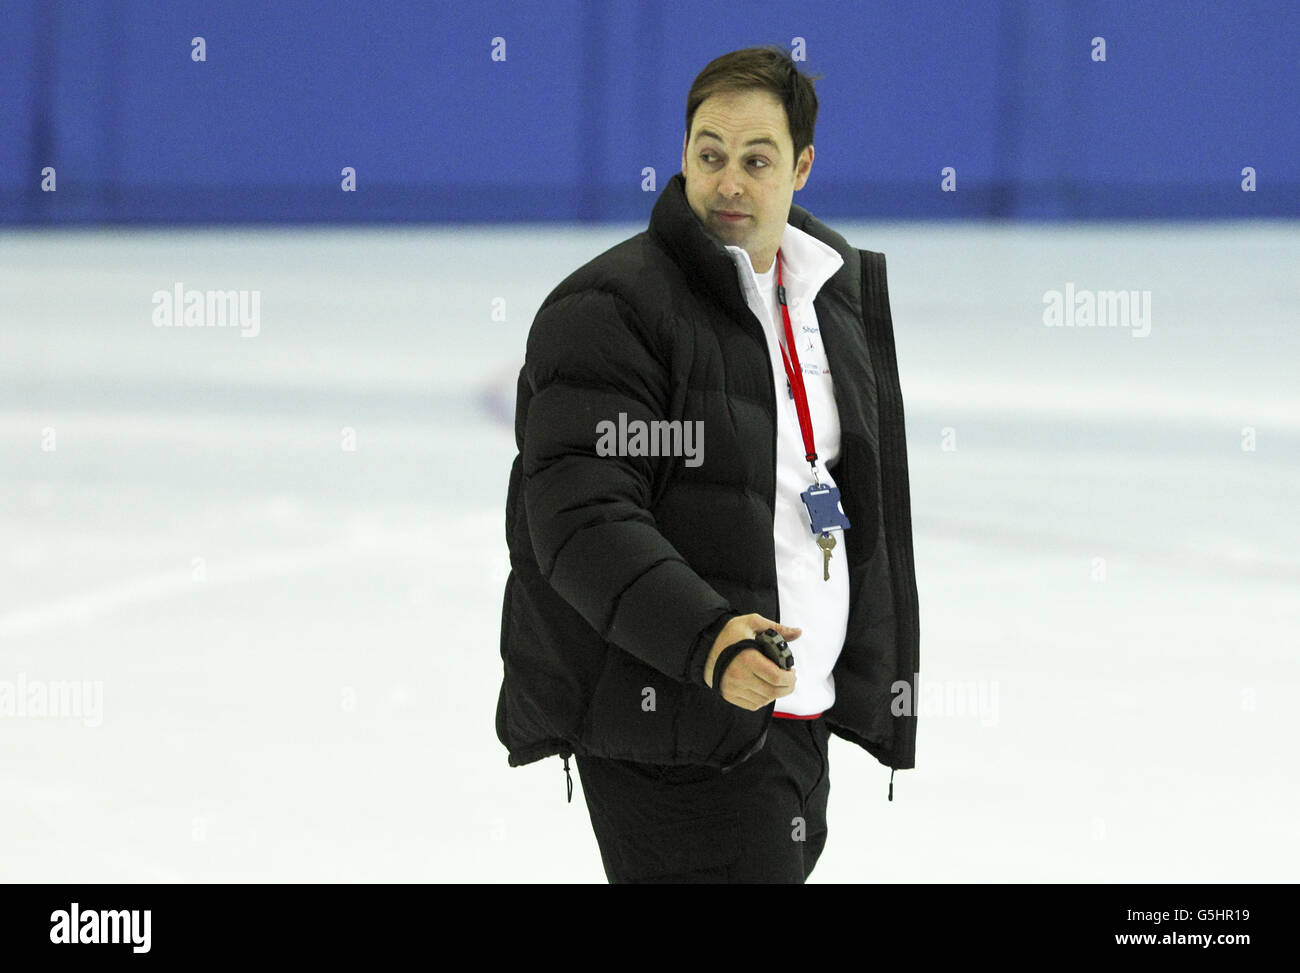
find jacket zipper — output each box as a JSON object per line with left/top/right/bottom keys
{"left": 860, "top": 250, "right": 918, "bottom": 796}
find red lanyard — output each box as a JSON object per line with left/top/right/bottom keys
{"left": 774, "top": 248, "right": 820, "bottom": 482}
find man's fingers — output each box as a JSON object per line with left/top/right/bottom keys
{"left": 723, "top": 665, "right": 782, "bottom": 709}
{"left": 737, "top": 691, "right": 768, "bottom": 710}
{"left": 721, "top": 678, "right": 765, "bottom": 709}
{"left": 718, "top": 651, "right": 795, "bottom": 713}
{"left": 743, "top": 649, "right": 796, "bottom": 687}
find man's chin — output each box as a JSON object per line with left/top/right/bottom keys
{"left": 705, "top": 228, "right": 744, "bottom": 251}
{"left": 709, "top": 217, "right": 746, "bottom": 238}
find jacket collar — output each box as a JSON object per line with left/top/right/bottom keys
{"left": 648, "top": 171, "right": 848, "bottom": 321}
{"left": 725, "top": 220, "right": 844, "bottom": 308}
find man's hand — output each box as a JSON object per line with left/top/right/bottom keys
{"left": 704, "top": 613, "right": 801, "bottom": 710}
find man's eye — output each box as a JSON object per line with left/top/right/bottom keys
{"left": 700, "top": 153, "right": 767, "bottom": 168}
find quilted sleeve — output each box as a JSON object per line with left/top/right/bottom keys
{"left": 521, "top": 288, "right": 736, "bottom": 684}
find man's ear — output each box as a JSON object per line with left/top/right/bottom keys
{"left": 793, "top": 144, "right": 814, "bottom": 191}
{"left": 681, "top": 131, "right": 688, "bottom": 174}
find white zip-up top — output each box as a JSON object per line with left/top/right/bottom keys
{"left": 724, "top": 222, "right": 849, "bottom": 717}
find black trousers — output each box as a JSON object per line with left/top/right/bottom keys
{"left": 574, "top": 715, "right": 830, "bottom": 883}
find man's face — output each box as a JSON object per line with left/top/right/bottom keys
{"left": 681, "top": 88, "right": 813, "bottom": 275}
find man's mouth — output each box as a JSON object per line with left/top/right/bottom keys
{"left": 716, "top": 211, "right": 749, "bottom": 221}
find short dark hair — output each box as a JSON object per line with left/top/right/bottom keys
{"left": 685, "top": 45, "right": 823, "bottom": 173}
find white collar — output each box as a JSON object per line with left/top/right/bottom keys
{"left": 725, "top": 220, "right": 844, "bottom": 301}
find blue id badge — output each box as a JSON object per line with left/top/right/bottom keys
{"left": 800, "top": 483, "right": 851, "bottom": 535}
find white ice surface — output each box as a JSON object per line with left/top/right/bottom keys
{"left": 0, "top": 221, "right": 1297, "bottom": 882}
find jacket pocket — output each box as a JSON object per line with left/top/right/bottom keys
{"left": 578, "top": 646, "right": 682, "bottom": 760}
{"left": 677, "top": 676, "right": 769, "bottom": 767}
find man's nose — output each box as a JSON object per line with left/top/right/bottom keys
{"left": 716, "top": 160, "right": 748, "bottom": 197}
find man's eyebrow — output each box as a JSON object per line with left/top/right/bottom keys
{"left": 694, "top": 129, "right": 780, "bottom": 151}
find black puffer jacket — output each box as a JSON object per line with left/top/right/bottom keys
{"left": 496, "top": 172, "right": 919, "bottom": 801}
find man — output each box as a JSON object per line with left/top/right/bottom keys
{"left": 496, "top": 46, "right": 920, "bottom": 883}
